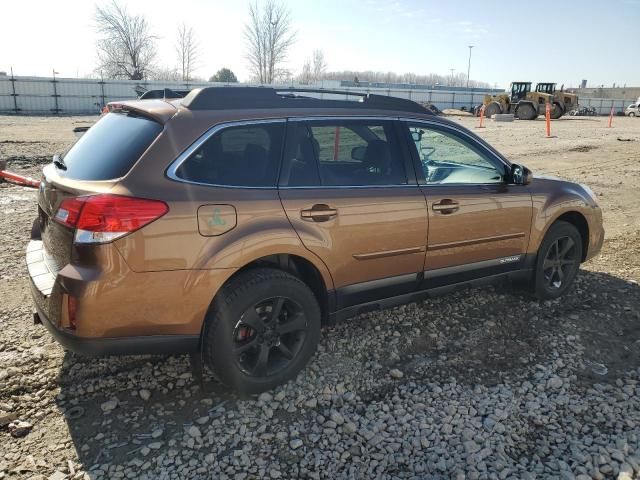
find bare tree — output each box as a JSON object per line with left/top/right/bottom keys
{"left": 299, "top": 59, "right": 312, "bottom": 84}
{"left": 95, "top": 1, "right": 157, "bottom": 80}
{"left": 150, "top": 66, "right": 181, "bottom": 81}
{"left": 311, "top": 49, "right": 326, "bottom": 82}
{"left": 244, "top": 1, "right": 296, "bottom": 84}
{"left": 175, "top": 23, "right": 200, "bottom": 82}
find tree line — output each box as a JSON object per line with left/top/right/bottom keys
{"left": 94, "top": 0, "right": 489, "bottom": 88}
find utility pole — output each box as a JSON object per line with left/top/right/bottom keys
{"left": 466, "top": 45, "right": 474, "bottom": 88}
{"left": 449, "top": 68, "right": 455, "bottom": 86}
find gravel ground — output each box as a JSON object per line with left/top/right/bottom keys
{"left": 1, "top": 114, "right": 640, "bottom": 480}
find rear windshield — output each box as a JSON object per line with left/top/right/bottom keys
{"left": 58, "top": 112, "right": 162, "bottom": 180}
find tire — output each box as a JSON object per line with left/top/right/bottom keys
{"left": 532, "top": 221, "right": 583, "bottom": 300}
{"left": 550, "top": 103, "right": 564, "bottom": 119}
{"left": 203, "top": 268, "right": 321, "bottom": 394}
{"left": 516, "top": 102, "right": 537, "bottom": 120}
{"left": 629, "top": 112, "right": 636, "bottom": 117}
{"left": 484, "top": 102, "right": 502, "bottom": 118}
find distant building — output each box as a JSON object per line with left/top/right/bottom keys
{"left": 580, "top": 79, "right": 587, "bottom": 88}
{"left": 0, "top": 72, "right": 7, "bottom": 77}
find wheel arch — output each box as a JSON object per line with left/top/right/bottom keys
{"left": 544, "top": 211, "right": 590, "bottom": 261}
{"left": 212, "top": 252, "right": 334, "bottom": 325}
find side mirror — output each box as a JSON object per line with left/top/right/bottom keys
{"left": 351, "top": 146, "right": 366, "bottom": 161}
{"left": 511, "top": 164, "right": 532, "bottom": 185}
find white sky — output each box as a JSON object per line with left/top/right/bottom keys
{"left": 2, "top": 0, "right": 640, "bottom": 88}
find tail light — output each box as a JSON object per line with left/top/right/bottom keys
{"left": 53, "top": 194, "right": 168, "bottom": 244}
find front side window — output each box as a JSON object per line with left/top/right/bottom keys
{"left": 284, "top": 120, "right": 407, "bottom": 187}
{"left": 175, "top": 122, "right": 285, "bottom": 187}
{"left": 407, "top": 124, "right": 504, "bottom": 185}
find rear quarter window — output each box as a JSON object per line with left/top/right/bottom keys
{"left": 59, "top": 112, "right": 162, "bottom": 181}
{"left": 174, "top": 122, "right": 285, "bottom": 187}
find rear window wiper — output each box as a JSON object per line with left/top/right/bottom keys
{"left": 53, "top": 154, "right": 67, "bottom": 171}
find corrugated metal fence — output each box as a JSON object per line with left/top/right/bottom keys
{"left": 0, "top": 75, "right": 631, "bottom": 116}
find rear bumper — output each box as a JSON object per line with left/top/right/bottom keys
{"left": 32, "top": 297, "right": 200, "bottom": 356}
{"left": 27, "top": 239, "right": 200, "bottom": 356}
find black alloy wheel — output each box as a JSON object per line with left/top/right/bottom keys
{"left": 233, "top": 296, "right": 307, "bottom": 377}
{"left": 542, "top": 236, "right": 579, "bottom": 290}
{"left": 203, "top": 268, "right": 321, "bottom": 394}
{"left": 533, "top": 221, "right": 582, "bottom": 300}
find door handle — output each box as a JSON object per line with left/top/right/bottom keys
{"left": 301, "top": 204, "right": 338, "bottom": 222}
{"left": 432, "top": 199, "right": 459, "bottom": 214}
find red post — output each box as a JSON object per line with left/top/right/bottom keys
{"left": 476, "top": 105, "right": 486, "bottom": 129}
{"left": 545, "top": 102, "right": 551, "bottom": 138}
{"left": 333, "top": 126, "right": 341, "bottom": 160}
{"left": 0, "top": 170, "right": 41, "bottom": 188}
{"left": 608, "top": 107, "right": 614, "bottom": 128}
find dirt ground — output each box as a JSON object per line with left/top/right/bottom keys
{"left": 0, "top": 114, "right": 639, "bottom": 479}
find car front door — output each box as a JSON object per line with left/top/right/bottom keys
{"left": 402, "top": 120, "right": 533, "bottom": 288}
{"left": 278, "top": 118, "right": 428, "bottom": 310}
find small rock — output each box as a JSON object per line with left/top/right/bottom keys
{"left": 258, "top": 392, "right": 273, "bottom": 403}
{"left": 289, "top": 438, "right": 303, "bottom": 450}
{"left": 139, "top": 389, "right": 151, "bottom": 401}
{"left": 48, "top": 471, "right": 67, "bottom": 480}
{"left": 8, "top": 420, "right": 32, "bottom": 438}
{"left": 0, "top": 412, "right": 18, "bottom": 427}
{"left": 187, "top": 426, "right": 201, "bottom": 438}
{"left": 464, "top": 441, "right": 480, "bottom": 454}
{"left": 547, "top": 377, "right": 563, "bottom": 389}
{"left": 389, "top": 369, "right": 404, "bottom": 379}
{"left": 100, "top": 398, "right": 119, "bottom": 413}
{"left": 330, "top": 411, "right": 344, "bottom": 425}
{"left": 270, "top": 469, "right": 282, "bottom": 478}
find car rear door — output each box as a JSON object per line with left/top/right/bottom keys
{"left": 401, "top": 120, "right": 533, "bottom": 288}
{"left": 278, "top": 118, "right": 428, "bottom": 310}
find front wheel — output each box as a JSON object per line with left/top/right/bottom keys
{"left": 203, "top": 268, "right": 321, "bottom": 394}
{"left": 516, "top": 102, "right": 538, "bottom": 120}
{"left": 629, "top": 112, "right": 636, "bottom": 117}
{"left": 484, "top": 102, "right": 502, "bottom": 118}
{"left": 533, "top": 221, "right": 582, "bottom": 300}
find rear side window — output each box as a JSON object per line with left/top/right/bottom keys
{"left": 60, "top": 112, "right": 162, "bottom": 180}
{"left": 175, "top": 122, "right": 285, "bottom": 187}
{"left": 283, "top": 120, "right": 407, "bottom": 187}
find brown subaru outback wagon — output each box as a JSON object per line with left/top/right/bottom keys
{"left": 27, "top": 87, "right": 603, "bottom": 393}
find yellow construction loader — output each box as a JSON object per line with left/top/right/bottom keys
{"left": 535, "top": 83, "right": 579, "bottom": 119}
{"left": 483, "top": 82, "right": 553, "bottom": 120}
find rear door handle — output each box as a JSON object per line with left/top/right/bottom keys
{"left": 301, "top": 204, "right": 338, "bottom": 222}
{"left": 432, "top": 199, "right": 459, "bottom": 214}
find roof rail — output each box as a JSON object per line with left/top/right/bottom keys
{"left": 181, "top": 86, "right": 430, "bottom": 114}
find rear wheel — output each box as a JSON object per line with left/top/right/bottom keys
{"left": 533, "top": 221, "right": 582, "bottom": 300}
{"left": 516, "top": 102, "right": 537, "bottom": 120}
{"left": 484, "top": 102, "right": 502, "bottom": 118}
{"left": 203, "top": 268, "right": 321, "bottom": 394}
